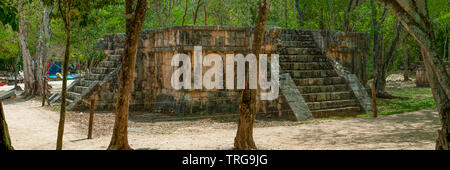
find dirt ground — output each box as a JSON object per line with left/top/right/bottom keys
{"left": 2, "top": 97, "right": 440, "bottom": 150}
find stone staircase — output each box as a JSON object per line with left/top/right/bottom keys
{"left": 50, "top": 49, "right": 122, "bottom": 110}
{"left": 278, "top": 30, "right": 362, "bottom": 118}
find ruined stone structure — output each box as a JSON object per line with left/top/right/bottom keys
{"left": 51, "top": 26, "right": 372, "bottom": 120}
{"left": 416, "top": 61, "right": 450, "bottom": 87}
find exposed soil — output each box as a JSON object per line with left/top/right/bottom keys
{"left": 1, "top": 75, "right": 440, "bottom": 150}
{"left": 2, "top": 97, "right": 440, "bottom": 150}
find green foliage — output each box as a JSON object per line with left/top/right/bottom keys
{"left": 0, "top": 0, "right": 448, "bottom": 73}
{"left": 359, "top": 87, "right": 436, "bottom": 117}
{"left": 0, "top": 20, "right": 18, "bottom": 71}
{"left": 0, "top": 1, "right": 19, "bottom": 31}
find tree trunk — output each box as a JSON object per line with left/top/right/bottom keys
{"left": 343, "top": 0, "right": 360, "bottom": 32}
{"left": 41, "top": 5, "right": 53, "bottom": 106}
{"left": 284, "top": 0, "right": 288, "bottom": 28}
{"left": 234, "top": 0, "right": 271, "bottom": 150}
{"left": 18, "top": 0, "right": 37, "bottom": 96}
{"left": 14, "top": 42, "right": 21, "bottom": 90}
{"left": 402, "top": 32, "right": 409, "bottom": 81}
{"left": 318, "top": 6, "right": 325, "bottom": 30}
{"left": 204, "top": 3, "right": 207, "bottom": 25}
{"left": 0, "top": 101, "right": 14, "bottom": 151}
{"left": 182, "top": 0, "right": 188, "bottom": 26}
{"left": 328, "top": 0, "right": 335, "bottom": 31}
{"left": 154, "top": 0, "right": 162, "bottom": 27}
{"left": 56, "top": 0, "right": 72, "bottom": 150}
{"left": 108, "top": 0, "right": 148, "bottom": 150}
{"left": 343, "top": 0, "right": 353, "bottom": 32}
{"left": 371, "top": 0, "right": 389, "bottom": 97}
{"left": 246, "top": 0, "right": 251, "bottom": 26}
{"left": 375, "top": 22, "right": 402, "bottom": 98}
{"left": 193, "top": 0, "right": 203, "bottom": 25}
{"left": 35, "top": 7, "right": 44, "bottom": 96}
{"left": 252, "top": 0, "right": 257, "bottom": 25}
{"left": 379, "top": 0, "right": 450, "bottom": 150}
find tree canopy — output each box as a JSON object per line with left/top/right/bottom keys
{"left": 0, "top": 0, "right": 448, "bottom": 74}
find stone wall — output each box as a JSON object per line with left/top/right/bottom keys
{"left": 311, "top": 30, "right": 369, "bottom": 85}
{"left": 416, "top": 61, "right": 450, "bottom": 87}
{"left": 92, "top": 26, "right": 368, "bottom": 118}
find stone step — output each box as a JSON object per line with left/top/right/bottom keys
{"left": 302, "top": 91, "right": 354, "bottom": 102}
{"left": 282, "top": 41, "right": 316, "bottom": 48}
{"left": 282, "top": 34, "right": 314, "bottom": 41}
{"left": 86, "top": 73, "right": 106, "bottom": 80}
{"left": 65, "top": 98, "right": 74, "bottom": 105}
{"left": 279, "top": 47, "right": 322, "bottom": 55}
{"left": 108, "top": 55, "right": 121, "bottom": 62}
{"left": 293, "top": 77, "right": 346, "bottom": 86}
{"left": 92, "top": 67, "right": 114, "bottom": 74}
{"left": 108, "top": 49, "right": 124, "bottom": 56}
{"left": 298, "top": 84, "right": 349, "bottom": 93}
{"left": 283, "top": 70, "right": 338, "bottom": 78}
{"left": 279, "top": 55, "right": 328, "bottom": 62}
{"left": 80, "top": 80, "right": 101, "bottom": 87}
{"left": 280, "top": 62, "right": 333, "bottom": 70}
{"left": 73, "top": 86, "right": 89, "bottom": 94}
{"left": 307, "top": 99, "right": 359, "bottom": 110}
{"left": 311, "top": 106, "right": 361, "bottom": 118}
{"left": 99, "top": 60, "right": 119, "bottom": 68}
{"left": 67, "top": 91, "right": 81, "bottom": 100}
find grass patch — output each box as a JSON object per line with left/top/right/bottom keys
{"left": 358, "top": 86, "right": 435, "bottom": 118}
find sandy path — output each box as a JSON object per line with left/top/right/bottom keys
{"left": 0, "top": 80, "right": 74, "bottom": 93}
{"left": 3, "top": 98, "right": 440, "bottom": 150}
{"left": 3, "top": 99, "right": 92, "bottom": 150}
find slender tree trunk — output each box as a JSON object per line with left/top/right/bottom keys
{"left": 0, "top": 101, "right": 14, "bottom": 151}
{"left": 234, "top": 0, "right": 271, "bottom": 150}
{"left": 193, "top": 0, "right": 203, "bottom": 25}
{"left": 108, "top": 0, "right": 148, "bottom": 150}
{"left": 402, "top": 32, "right": 409, "bottom": 81}
{"left": 375, "top": 22, "right": 402, "bottom": 98}
{"left": 18, "top": 0, "right": 37, "bottom": 96}
{"left": 56, "top": 0, "right": 72, "bottom": 150}
{"left": 379, "top": 0, "right": 450, "bottom": 150}
{"left": 318, "top": 6, "right": 325, "bottom": 30}
{"left": 35, "top": 2, "right": 53, "bottom": 97}
{"left": 328, "top": 0, "right": 335, "bottom": 31}
{"left": 14, "top": 42, "right": 21, "bottom": 90}
{"left": 371, "top": 0, "right": 388, "bottom": 97}
{"left": 154, "top": 0, "right": 162, "bottom": 27}
{"left": 253, "top": 0, "right": 257, "bottom": 24}
{"left": 35, "top": 6, "right": 44, "bottom": 96}
{"left": 284, "top": 0, "right": 288, "bottom": 28}
{"left": 344, "top": 0, "right": 353, "bottom": 32}
{"left": 344, "top": 0, "right": 361, "bottom": 32}
{"left": 246, "top": 0, "right": 252, "bottom": 26}
{"left": 294, "top": 0, "right": 306, "bottom": 28}
{"left": 344, "top": 0, "right": 354, "bottom": 32}
{"left": 204, "top": 3, "right": 207, "bottom": 25}
{"left": 182, "top": 0, "right": 188, "bottom": 26}
{"left": 166, "top": 0, "right": 175, "bottom": 25}
{"left": 41, "top": 5, "right": 53, "bottom": 106}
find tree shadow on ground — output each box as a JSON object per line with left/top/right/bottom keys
{"left": 290, "top": 109, "right": 439, "bottom": 149}
{"left": 127, "top": 111, "right": 294, "bottom": 125}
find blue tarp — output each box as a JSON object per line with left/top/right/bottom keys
{"left": 46, "top": 62, "right": 79, "bottom": 80}
{"left": 48, "top": 62, "right": 61, "bottom": 76}
{"left": 47, "top": 74, "right": 78, "bottom": 80}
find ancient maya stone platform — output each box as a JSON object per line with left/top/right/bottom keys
{"left": 50, "top": 26, "right": 373, "bottom": 121}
